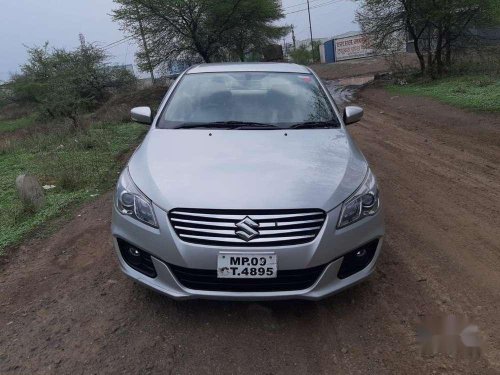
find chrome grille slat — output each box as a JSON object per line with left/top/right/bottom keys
{"left": 276, "top": 219, "right": 324, "bottom": 226}
{"left": 174, "top": 226, "right": 321, "bottom": 235}
{"left": 171, "top": 218, "right": 276, "bottom": 228}
{"left": 172, "top": 211, "right": 322, "bottom": 221}
{"left": 171, "top": 217, "right": 323, "bottom": 227}
{"left": 169, "top": 209, "right": 326, "bottom": 247}
{"left": 171, "top": 218, "right": 241, "bottom": 227}
{"left": 179, "top": 234, "right": 316, "bottom": 243}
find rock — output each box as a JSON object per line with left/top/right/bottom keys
{"left": 341, "top": 348, "right": 348, "bottom": 354}
{"left": 15, "top": 174, "right": 45, "bottom": 211}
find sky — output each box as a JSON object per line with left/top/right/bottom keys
{"left": 0, "top": 0, "right": 360, "bottom": 81}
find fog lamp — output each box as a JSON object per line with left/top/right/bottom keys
{"left": 355, "top": 249, "right": 367, "bottom": 258}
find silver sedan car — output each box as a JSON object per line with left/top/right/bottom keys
{"left": 111, "top": 63, "right": 384, "bottom": 300}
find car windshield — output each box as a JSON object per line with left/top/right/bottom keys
{"left": 157, "top": 71, "right": 340, "bottom": 129}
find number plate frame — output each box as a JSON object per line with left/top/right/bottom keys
{"left": 217, "top": 253, "right": 277, "bottom": 279}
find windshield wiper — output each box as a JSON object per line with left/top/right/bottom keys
{"left": 210, "top": 121, "right": 280, "bottom": 129}
{"left": 290, "top": 120, "right": 340, "bottom": 129}
{"left": 174, "top": 123, "right": 230, "bottom": 129}
{"left": 173, "top": 121, "right": 279, "bottom": 130}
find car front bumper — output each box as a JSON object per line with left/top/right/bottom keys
{"left": 111, "top": 203, "right": 384, "bottom": 301}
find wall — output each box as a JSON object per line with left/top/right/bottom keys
{"left": 334, "top": 34, "right": 375, "bottom": 61}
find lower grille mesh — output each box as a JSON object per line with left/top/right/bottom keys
{"left": 168, "top": 208, "right": 326, "bottom": 247}
{"left": 168, "top": 263, "right": 327, "bottom": 292}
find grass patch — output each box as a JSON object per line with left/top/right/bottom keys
{"left": 387, "top": 75, "right": 500, "bottom": 112}
{"left": 0, "top": 115, "right": 36, "bottom": 133}
{"left": 0, "top": 120, "right": 147, "bottom": 254}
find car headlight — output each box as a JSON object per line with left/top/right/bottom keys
{"left": 337, "top": 168, "right": 380, "bottom": 228}
{"left": 115, "top": 168, "right": 158, "bottom": 228}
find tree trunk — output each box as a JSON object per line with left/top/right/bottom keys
{"left": 426, "top": 27, "right": 435, "bottom": 78}
{"left": 68, "top": 114, "right": 80, "bottom": 131}
{"left": 407, "top": 21, "right": 426, "bottom": 75}
{"left": 413, "top": 39, "right": 426, "bottom": 75}
{"left": 135, "top": 4, "right": 155, "bottom": 84}
{"left": 435, "top": 26, "right": 444, "bottom": 76}
{"left": 445, "top": 44, "right": 451, "bottom": 66}
{"left": 192, "top": 37, "right": 211, "bottom": 63}
{"left": 445, "top": 30, "right": 452, "bottom": 66}
{"left": 198, "top": 48, "right": 211, "bottom": 63}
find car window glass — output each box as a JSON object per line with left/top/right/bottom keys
{"left": 157, "top": 72, "right": 339, "bottom": 129}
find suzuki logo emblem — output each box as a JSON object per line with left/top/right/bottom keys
{"left": 235, "top": 216, "right": 260, "bottom": 241}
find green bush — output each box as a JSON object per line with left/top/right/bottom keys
{"left": 6, "top": 40, "right": 136, "bottom": 128}
{"left": 289, "top": 41, "right": 321, "bottom": 65}
{"left": 290, "top": 45, "right": 312, "bottom": 65}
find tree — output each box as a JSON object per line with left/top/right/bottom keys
{"left": 220, "top": 0, "right": 290, "bottom": 61}
{"left": 289, "top": 45, "right": 312, "bottom": 65}
{"left": 112, "top": 0, "right": 289, "bottom": 70}
{"left": 311, "top": 40, "right": 322, "bottom": 63}
{"left": 289, "top": 40, "right": 321, "bottom": 64}
{"left": 356, "top": 0, "right": 500, "bottom": 77}
{"left": 7, "top": 38, "right": 136, "bottom": 128}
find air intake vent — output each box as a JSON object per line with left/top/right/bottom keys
{"left": 168, "top": 208, "right": 326, "bottom": 247}
{"left": 168, "top": 263, "right": 327, "bottom": 292}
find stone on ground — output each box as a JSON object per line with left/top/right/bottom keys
{"left": 15, "top": 174, "right": 45, "bottom": 211}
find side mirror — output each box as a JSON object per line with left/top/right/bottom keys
{"left": 131, "top": 106, "right": 152, "bottom": 125}
{"left": 343, "top": 106, "right": 364, "bottom": 125}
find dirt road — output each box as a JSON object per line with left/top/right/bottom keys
{"left": 1, "top": 86, "right": 499, "bottom": 374}
{"left": 310, "top": 54, "right": 418, "bottom": 80}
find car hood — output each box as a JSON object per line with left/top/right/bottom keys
{"left": 128, "top": 129, "right": 368, "bottom": 212}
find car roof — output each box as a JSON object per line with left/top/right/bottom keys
{"left": 187, "top": 62, "right": 311, "bottom": 74}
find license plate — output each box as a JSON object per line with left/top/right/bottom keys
{"left": 217, "top": 253, "right": 277, "bottom": 278}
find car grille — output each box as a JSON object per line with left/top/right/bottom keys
{"left": 168, "top": 208, "right": 326, "bottom": 247}
{"left": 168, "top": 263, "right": 327, "bottom": 292}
